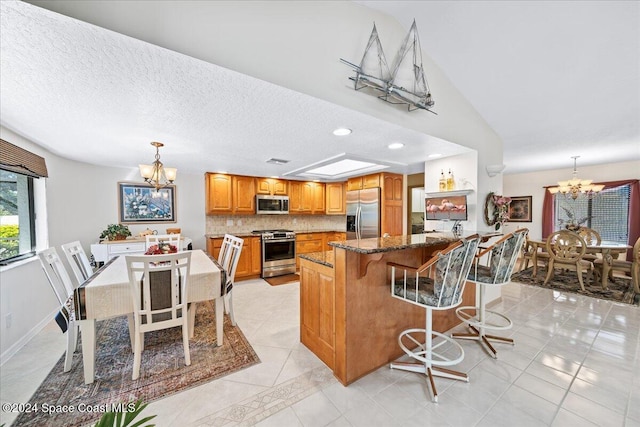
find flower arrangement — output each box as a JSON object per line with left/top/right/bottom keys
{"left": 484, "top": 192, "right": 512, "bottom": 230}
{"left": 144, "top": 242, "right": 178, "bottom": 255}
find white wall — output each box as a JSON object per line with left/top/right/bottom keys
{"left": 503, "top": 160, "right": 640, "bottom": 240}
{"left": 0, "top": 126, "right": 206, "bottom": 361}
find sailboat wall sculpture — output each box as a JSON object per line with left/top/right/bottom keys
{"left": 340, "top": 20, "right": 435, "bottom": 114}
{"left": 340, "top": 23, "right": 391, "bottom": 92}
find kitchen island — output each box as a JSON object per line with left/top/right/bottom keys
{"left": 299, "top": 232, "right": 483, "bottom": 386}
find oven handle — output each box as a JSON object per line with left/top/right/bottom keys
{"left": 263, "top": 238, "right": 296, "bottom": 244}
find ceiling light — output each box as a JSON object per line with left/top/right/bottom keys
{"left": 547, "top": 156, "right": 604, "bottom": 200}
{"left": 139, "top": 142, "right": 176, "bottom": 191}
{"left": 428, "top": 153, "right": 442, "bottom": 158}
{"left": 388, "top": 142, "right": 404, "bottom": 150}
{"left": 333, "top": 128, "right": 352, "bottom": 136}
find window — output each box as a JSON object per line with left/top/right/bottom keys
{"left": 554, "top": 184, "right": 631, "bottom": 244}
{"left": 0, "top": 169, "right": 36, "bottom": 264}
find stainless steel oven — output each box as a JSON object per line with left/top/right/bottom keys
{"left": 257, "top": 230, "right": 296, "bottom": 278}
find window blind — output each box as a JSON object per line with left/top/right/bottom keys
{"left": 0, "top": 138, "right": 48, "bottom": 178}
{"left": 555, "top": 184, "right": 631, "bottom": 243}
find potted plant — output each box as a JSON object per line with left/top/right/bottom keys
{"left": 100, "top": 224, "right": 132, "bottom": 241}
{"left": 557, "top": 206, "right": 589, "bottom": 231}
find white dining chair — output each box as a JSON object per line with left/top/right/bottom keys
{"left": 218, "top": 234, "right": 244, "bottom": 326}
{"left": 125, "top": 251, "right": 192, "bottom": 380}
{"left": 38, "top": 247, "right": 79, "bottom": 372}
{"left": 145, "top": 234, "right": 181, "bottom": 251}
{"left": 61, "top": 240, "right": 94, "bottom": 285}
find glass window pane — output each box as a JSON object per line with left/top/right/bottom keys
{"left": 0, "top": 169, "right": 36, "bottom": 262}
{"left": 553, "top": 184, "right": 630, "bottom": 244}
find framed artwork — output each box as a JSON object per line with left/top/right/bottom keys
{"left": 118, "top": 182, "right": 176, "bottom": 224}
{"left": 507, "top": 196, "right": 532, "bottom": 222}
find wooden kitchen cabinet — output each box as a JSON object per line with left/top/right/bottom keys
{"left": 205, "top": 173, "right": 256, "bottom": 215}
{"left": 324, "top": 232, "right": 346, "bottom": 250}
{"left": 300, "top": 257, "right": 335, "bottom": 369}
{"left": 347, "top": 174, "right": 380, "bottom": 191}
{"left": 251, "top": 236, "right": 262, "bottom": 275}
{"left": 296, "top": 232, "right": 325, "bottom": 269}
{"left": 325, "top": 182, "right": 345, "bottom": 215}
{"left": 256, "top": 178, "right": 288, "bottom": 195}
{"left": 381, "top": 173, "right": 403, "bottom": 236}
{"left": 205, "top": 173, "right": 233, "bottom": 214}
{"left": 290, "top": 181, "right": 325, "bottom": 214}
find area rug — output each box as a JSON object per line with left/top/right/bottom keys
{"left": 265, "top": 273, "right": 300, "bottom": 286}
{"left": 12, "top": 301, "right": 260, "bottom": 427}
{"left": 511, "top": 267, "right": 638, "bottom": 305}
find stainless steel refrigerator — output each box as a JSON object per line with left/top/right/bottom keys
{"left": 346, "top": 188, "right": 380, "bottom": 239}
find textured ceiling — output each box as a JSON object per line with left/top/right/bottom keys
{"left": 0, "top": 0, "right": 469, "bottom": 180}
{"left": 1, "top": 1, "right": 638, "bottom": 180}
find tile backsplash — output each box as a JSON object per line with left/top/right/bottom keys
{"left": 206, "top": 215, "right": 346, "bottom": 235}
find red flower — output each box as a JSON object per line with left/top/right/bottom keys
{"left": 144, "top": 244, "right": 178, "bottom": 255}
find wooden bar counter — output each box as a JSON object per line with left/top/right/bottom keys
{"left": 299, "top": 232, "right": 480, "bottom": 386}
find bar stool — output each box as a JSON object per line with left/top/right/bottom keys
{"left": 388, "top": 234, "right": 480, "bottom": 403}
{"left": 453, "top": 228, "right": 528, "bottom": 358}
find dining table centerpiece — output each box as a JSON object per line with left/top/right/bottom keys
{"left": 145, "top": 242, "right": 178, "bottom": 255}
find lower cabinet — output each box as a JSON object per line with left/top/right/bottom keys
{"left": 207, "top": 236, "right": 261, "bottom": 280}
{"left": 300, "top": 257, "right": 335, "bottom": 369}
{"left": 296, "top": 233, "right": 325, "bottom": 270}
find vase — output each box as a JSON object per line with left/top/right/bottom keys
{"left": 113, "top": 235, "right": 127, "bottom": 241}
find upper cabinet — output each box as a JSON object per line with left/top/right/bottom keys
{"left": 325, "top": 182, "right": 346, "bottom": 215}
{"left": 380, "top": 173, "right": 403, "bottom": 236}
{"left": 205, "top": 173, "right": 255, "bottom": 215}
{"left": 256, "top": 178, "right": 288, "bottom": 196}
{"left": 290, "top": 181, "right": 325, "bottom": 214}
{"left": 347, "top": 173, "right": 381, "bottom": 191}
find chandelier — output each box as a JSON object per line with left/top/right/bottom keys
{"left": 547, "top": 156, "right": 604, "bottom": 200}
{"left": 138, "top": 142, "right": 177, "bottom": 191}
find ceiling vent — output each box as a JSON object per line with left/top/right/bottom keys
{"left": 266, "top": 158, "right": 290, "bottom": 165}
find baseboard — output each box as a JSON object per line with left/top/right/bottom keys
{"left": 0, "top": 308, "right": 59, "bottom": 366}
{"left": 486, "top": 296, "right": 503, "bottom": 309}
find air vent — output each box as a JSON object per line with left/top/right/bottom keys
{"left": 266, "top": 158, "right": 290, "bottom": 165}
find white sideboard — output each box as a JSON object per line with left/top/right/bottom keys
{"left": 91, "top": 237, "right": 192, "bottom": 263}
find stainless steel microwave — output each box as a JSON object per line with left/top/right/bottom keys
{"left": 256, "top": 195, "right": 289, "bottom": 214}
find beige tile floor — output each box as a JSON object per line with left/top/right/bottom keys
{"left": 1, "top": 278, "right": 639, "bottom": 426}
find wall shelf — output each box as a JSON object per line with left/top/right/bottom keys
{"left": 425, "top": 189, "right": 474, "bottom": 197}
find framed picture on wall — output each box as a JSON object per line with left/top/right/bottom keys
{"left": 507, "top": 196, "right": 532, "bottom": 222}
{"left": 118, "top": 182, "right": 177, "bottom": 223}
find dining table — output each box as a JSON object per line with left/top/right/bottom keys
{"left": 73, "top": 249, "right": 225, "bottom": 384}
{"left": 527, "top": 238, "right": 631, "bottom": 290}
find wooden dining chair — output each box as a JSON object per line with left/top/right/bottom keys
{"left": 518, "top": 235, "right": 549, "bottom": 277}
{"left": 388, "top": 234, "right": 480, "bottom": 403}
{"left": 145, "top": 234, "right": 181, "bottom": 251}
{"left": 594, "top": 237, "right": 640, "bottom": 293}
{"left": 61, "top": 240, "right": 94, "bottom": 285}
{"left": 38, "top": 247, "right": 79, "bottom": 372}
{"left": 126, "top": 251, "right": 192, "bottom": 380}
{"left": 544, "top": 230, "right": 593, "bottom": 291}
{"left": 577, "top": 227, "right": 601, "bottom": 262}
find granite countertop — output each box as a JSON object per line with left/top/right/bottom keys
{"left": 299, "top": 251, "right": 334, "bottom": 268}
{"left": 329, "top": 231, "right": 497, "bottom": 254}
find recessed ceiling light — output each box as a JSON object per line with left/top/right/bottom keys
{"left": 428, "top": 153, "right": 442, "bottom": 158}
{"left": 388, "top": 142, "right": 404, "bottom": 150}
{"left": 333, "top": 128, "right": 352, "bottom": 136}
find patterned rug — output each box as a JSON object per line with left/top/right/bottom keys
{"left": 512, "top": 267, "right": 638, "bottom": 305}
{"left": 12, "top": 301, "right": 260, "bottom": 427}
